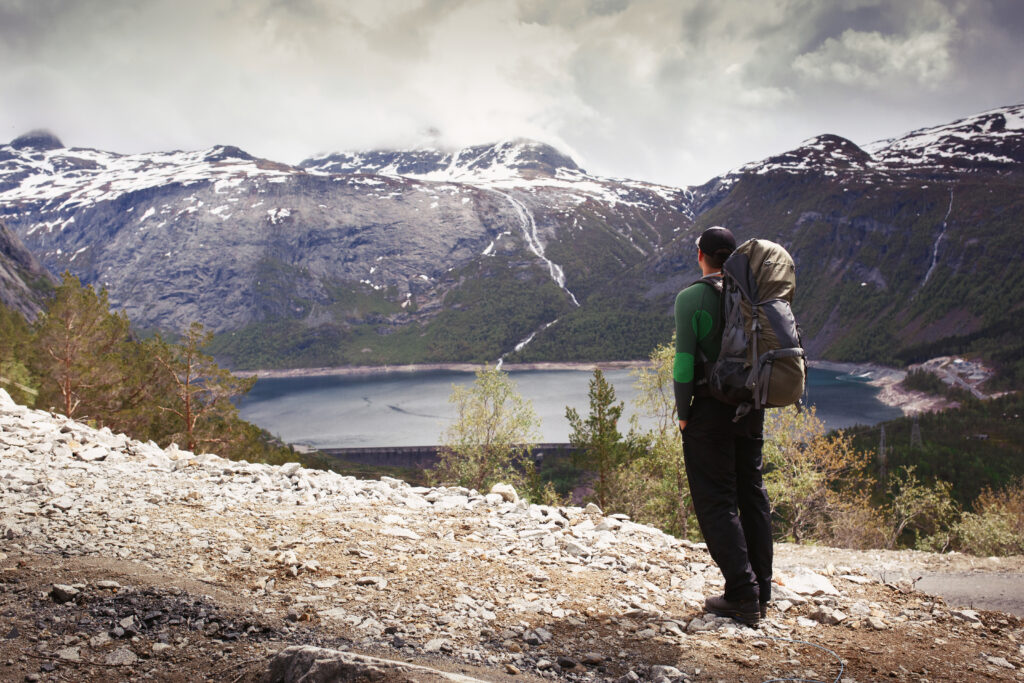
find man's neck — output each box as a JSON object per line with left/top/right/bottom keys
{"left": 701, "top": 267, "right": 722, "bottom": 277}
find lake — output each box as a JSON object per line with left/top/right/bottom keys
{"left": 237, "top": 366, "right": 902, "bottom": 449}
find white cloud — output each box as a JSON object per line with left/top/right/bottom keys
{"left": 793, "top": 25, "right": 956, "bottom": 88}
{"left": 0, "top": 0, "right": 1020, "bottom": 187}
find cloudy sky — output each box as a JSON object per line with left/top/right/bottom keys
{"left": 2, "top": 0, "right": 1022, "bottom": 187}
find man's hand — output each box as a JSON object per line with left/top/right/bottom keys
{"left": 678, "top": 419, "right": 687, "bottom": 433}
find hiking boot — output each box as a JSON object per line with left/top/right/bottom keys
{"left": 760, "top": 601, "right": 769, "bottom": 619}
{"left": 704, "top": 595, "right": 760, "bottom": 626}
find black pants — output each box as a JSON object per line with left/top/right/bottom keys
{"left": 683, "top": 397, "right": 772, "bottom": 603}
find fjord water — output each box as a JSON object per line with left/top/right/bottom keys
{"left": 238, "top": 367, "right": 902, "bottom": 450}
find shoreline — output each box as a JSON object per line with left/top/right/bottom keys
{"left": 239, "top": 358, "right": 951, "bottom": 417}
{"left": 808, "top": 359, "right": 953, "bottom": 416}
{"left": 234, "top": 359, "right": 654, "bottom": 380}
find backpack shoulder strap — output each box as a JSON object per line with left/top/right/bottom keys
{"left": 688, "top": 275, "right": 724, "bottom": 371}
{"left": 692, "top": 275, "right": 724, "bottom": 293}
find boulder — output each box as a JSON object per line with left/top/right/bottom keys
{"left": 261, "top": 646, "right": 486, "bottom": 682}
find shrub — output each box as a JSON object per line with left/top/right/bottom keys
{"left": 763, "top": 406, "right": 877, "bottom": 545}
{"left": 950, "top": 477, "right": 1024, "bottom": 556}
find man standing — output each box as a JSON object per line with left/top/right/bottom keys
{"left": 674, "top": 226, "right": 772, "bottom": 626}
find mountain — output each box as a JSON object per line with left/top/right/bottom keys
{"left": 0, "top": 218, "right": 54, "bottom": 320}
{"left": 301, "top": 138, "right": 583, "bottom": 179}
{"left": 0, "top": 134, "right": 692, "bottom": 367}
{"left": 2, "top": 105, "right": 1023, "bottom": 379}
{"left": 514, "top": 104, "right": 1024, "bottom": 379}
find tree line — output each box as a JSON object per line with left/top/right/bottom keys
{"left": 0, "top": 273, "right": 296, "bottom": 465}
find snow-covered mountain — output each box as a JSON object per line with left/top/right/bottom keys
{"left": 301, "top": 138, "right": 691, "bottom": 216}
{"left": 865, "top": 104, "right": 1024, "bottom": 171}
{"left": 718, "top": 104, "right": 1024, "bottom": 181}
{"left": 0, "top": 133, "right": 693, "bottom": 366}
{"left": 3, "top": 104, "right": 1023, "bottom": 369}
{"left": 639, "top": 103, "right": 1024, "bottom": 368}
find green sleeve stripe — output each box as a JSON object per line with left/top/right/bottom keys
{"left": 673, "top": 352, "right": 695, "bottom": 383}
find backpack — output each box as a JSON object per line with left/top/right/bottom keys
{"left": 701, "top": 239, "right": 806, "bottom": 417}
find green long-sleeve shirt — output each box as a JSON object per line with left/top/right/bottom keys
{"left": 673, "top": 277, "right": 724, "bottom": 421}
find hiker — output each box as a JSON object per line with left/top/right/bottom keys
{"left": 674, "top": 226, "right": 772, "bottom": 626}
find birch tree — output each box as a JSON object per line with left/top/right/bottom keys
{"left": 433, "top": 366, "right": 542, "bottom": 495}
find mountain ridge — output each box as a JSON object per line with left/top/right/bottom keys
{"left": 2, "top": 104, "right": 1023, "bottom": 376}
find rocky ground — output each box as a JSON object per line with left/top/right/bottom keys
{"left": 2, "top": 388, "right": 1023, "bottom": 682}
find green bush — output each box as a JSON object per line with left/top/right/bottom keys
{"left": 950, "top": 477, "right": 1024, "bottom": 556}
{"left": 951, "top": 510, "right": 1024, "bottom": 557}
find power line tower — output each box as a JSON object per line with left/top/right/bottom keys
{"left": 910, "top": 415, "right": 923, "bottom": 449}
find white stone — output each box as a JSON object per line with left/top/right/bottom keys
{"left": 105, "top": 648, "right": 138, "bottom": 666}
{"left": 490, "top": 483, "right": 518, "bottom": 503}
{"left": 76, "top": 445, "right": 108, "bottom": 462}
{"left": 562, "top": 539, "right": 591, "bottom": 557}
{"left": 56, "top": 647, "right": 81, "bottom": 662}
{"left": 839, "top": 573, "right": 875, "bottom": 585}
{"left": 987, "top": 656, "right": 1015, "bottom": 669}
{"left": 434, "top": 495, "right": 469, "bottom": 510}
{"left": 782, "top": 571, "right": 840, "bottom": 596}
{"left": 424, "top": 638, "right": 449, "bottom": 652}
{"left": 952, "top": 609, "right": 981, "bottom": 623}
{"left": 382, "top": 526, "right": 421, "bottom": 541}
{"left": 279, "top": 462, "right": 302, "bottom": 476}
{"left": 651, "top": 665, "right": 682, "bottom": 678}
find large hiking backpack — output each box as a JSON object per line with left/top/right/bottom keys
{"left": 705, "top": 239, "right": 806, "bottom": 416}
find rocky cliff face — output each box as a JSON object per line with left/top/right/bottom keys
{"left": 0, "top": 219, "right": 54, "bottom": 320}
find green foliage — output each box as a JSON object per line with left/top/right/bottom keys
{"left": 508, "top": 303, "right": 668, "bottom": 363}
{"left": 611, "top": 342, "right": 695, "bottom": 538}
{"left": 0, "top": 302, "right": 38, "bottom": 406}
{"left": 2, "top": 275, "right": 296, "bottom": 468}
{"left": 31, "top": 273, "right": 137, "bottom": 420}
{"left": 154, "top": 322, "right": 257, "bottom": 452}
{"left": 900, "top": 368, "right": 949, "bottom": 395}
{"left": 848, "top": 393, "right": 1024, "bottom": 506}
{"left": 951, "top": 510, "right": 1024, "bottom": 557}
{"left": 554, "top": 341, "right": 696, "bottom": 538}
{"left": 566, "top": 368, "right": 627, "bottom": 510}
{"left": 899, "top": 368, "right": 975, "bottom": 404}
{"left": 763, "top": 406, "right": 882, "bottom": 547}
{"left": 949, "top": 477, "right": 1024, "bottom": 556}
{"left": 208, "top": 256, "right": 574, "bottom": 368}
{"left": 884, "top": 465, "right": 958, "bottom": 551}
{"left": 430, "top": 366, "right": 556, "bottom": 502}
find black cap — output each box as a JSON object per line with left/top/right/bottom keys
{"left": 696, "top": 226, "right": 736, "bottom": 257}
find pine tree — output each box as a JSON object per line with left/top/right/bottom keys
{"left": 32, "top": 273, "right": 131, "bottom": 420}
{"left": 566, "top": 368, "right": 626, "bottom": 511}
{"left": 155, "top": 322, "right": 255, "bottom": 452}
